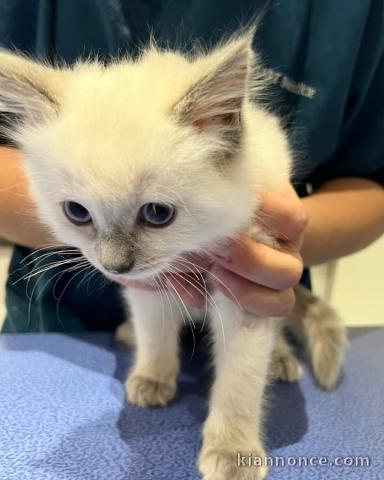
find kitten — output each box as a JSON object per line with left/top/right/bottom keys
{"left": 0, "top": 34, "right": 346, "bottom": 479}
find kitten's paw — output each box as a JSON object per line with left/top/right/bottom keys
{"left": 115, "top": 321, "right": 135, "bottom": 346}
{"left": 125, "top": 374, "right": 176, "bottom": 407}
{"left": 198, "top": 447, "right": 268, "bottom": 480}
{"left": 270, "top": 353, "right": 302, "bottom": 383}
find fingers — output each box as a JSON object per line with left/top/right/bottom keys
{"left": 209, "top": 265, "right": 296, "bottom": 317}
{"left": 258, "top": 186, "right": 308, "bottom": 246}
{"left": 208, "top": 235, "right": 303, "bottom": 291}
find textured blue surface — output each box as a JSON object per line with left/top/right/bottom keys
{"left": 0, "top": 328, "right": 383, "bottom": 480}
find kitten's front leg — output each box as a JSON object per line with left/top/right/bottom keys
{"left": 199, "top": 293, "right": 274, "bottom": 480}
{"left": 123, "top": 287, "right": 183, "bottom": 408}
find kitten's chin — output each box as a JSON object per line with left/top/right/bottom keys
{"left": 104, "top": 268, "right": 164, "bottom": 286}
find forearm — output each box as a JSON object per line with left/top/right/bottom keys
{"left": 301, "top": 177, "right": 384, "bottom": 266}
{"left": 0, "top": 146, "right": 57, "bottom": 248}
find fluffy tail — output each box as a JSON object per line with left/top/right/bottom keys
{"left": 286, "top": 285, "right": 347, "bottom": 390}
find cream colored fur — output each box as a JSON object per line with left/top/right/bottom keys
{"left": 0, "top": 34, "right": 345, "bottom": 480}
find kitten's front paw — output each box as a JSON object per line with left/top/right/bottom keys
{"left": 125, "top": 374, "right": 176, "bottom": 407}
{"left": 198, "top": 446, "right": 268, "bottom": 480}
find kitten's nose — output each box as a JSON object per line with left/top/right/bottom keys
{"left": 104, "top": 259, "right": 135, "bottom": 275}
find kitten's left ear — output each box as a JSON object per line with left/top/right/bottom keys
{"left": 173, "top": 35, "right": 254, "bottom": 147}
{"left": 0, "top": 50, "right": 64, "bottom": 139}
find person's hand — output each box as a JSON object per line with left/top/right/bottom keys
{"left": 206, "top": 184, "right": 307, "bottom": 316}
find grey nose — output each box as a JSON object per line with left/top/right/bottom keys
{"left": 104, "top": 259, "right": 135, "bottom": 275}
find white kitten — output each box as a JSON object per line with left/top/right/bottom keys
{"left": 0, "top": 34, "right": 346, "bottom": 480}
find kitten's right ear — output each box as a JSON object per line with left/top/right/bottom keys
{"left": 172, "top": 34, "right": 254, "bottom": 150}
{"left": 0, "top": 50, "right": 63, "bottom": 137}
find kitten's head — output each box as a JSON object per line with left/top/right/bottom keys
{"left": 0, "top": 35, "right": 263, "bottom": 280}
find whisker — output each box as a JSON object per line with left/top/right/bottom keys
{"left": 17, "top": 258, "right": 87, "bottom": 283}
{"left": 55, "top": 264, "right": 94, "bottom": 325}
{"left": 53, "top": 261, "right": 89, "bottom": 300}
{"left": 165, "top": 275, "right": 196, "bottom": 356}
{"left": 22, "top": 249, "right": 81, "bottom": 268}
{"left": 165, "top": 272, "right": 196, "bottom": 329}
{"left": 25, "top": 261, "right": 88, "bottom": 329}
{"left": 166, "top": 263, "right": 226, "bottom": 350}
{"left": 18, "top": 244, "right": 72, "bottom": 264}
{"left": 76, "top": 264, "right": 98, "bottom": 288}
{"left": 175, "top": 254, "right": 243, "bottom": 311}
{"left": 158, "top": 272, "right": 188, "bottom": 331}
{"left": 166, "top": 267, "right": 211, "bottom": 332}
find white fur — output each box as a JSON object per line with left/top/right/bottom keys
{"left": 0, "top": 34, "right": 292, "bottom": 480}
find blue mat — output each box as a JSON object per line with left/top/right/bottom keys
{"left": 0, "top": 328, "right": 383, "bottom": 479}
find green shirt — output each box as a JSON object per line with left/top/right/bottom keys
{"left": 1, "top": 0, "right": 383, "bottom": 332}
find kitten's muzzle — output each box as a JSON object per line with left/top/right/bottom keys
{"left": 103, "top": 259, "right": 135, "bottom": 275}
{"left": 97, "top": 232, "right": 136, "bottom": 275}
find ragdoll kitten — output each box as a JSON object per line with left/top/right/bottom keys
{"left": 0, "top": 34, "right": 346, "bottom": 479}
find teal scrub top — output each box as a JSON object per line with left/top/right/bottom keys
{"left": 1, "top": 0, "right": 383, "bottom": 332}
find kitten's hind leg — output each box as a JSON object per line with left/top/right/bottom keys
{"left": 269, "top": 322, "right": 302, "bottom": 383}
{"left": 287, "top": 285, "right": 346, "bottom": 390}
{"left": 123, "top": 288, "right": 183, "bottom": 407}
{"left": 198, "top": 293, "right": 273, "bottom": 480}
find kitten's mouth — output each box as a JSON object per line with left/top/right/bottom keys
{"left": 106, "top": 269, "right": 159, "bottom": 285}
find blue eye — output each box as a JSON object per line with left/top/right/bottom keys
{"left": 63, "top": 201, "right": 92, "bottom": 225}
{"left": 138, "top": 203, "right": 176, "bottom": 228}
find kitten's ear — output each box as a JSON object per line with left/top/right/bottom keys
{"left": 0, "top": 50, "right": 63, "bottom": 137}
{"left": 173, "top": 35, "right": 254, "bottom": 147}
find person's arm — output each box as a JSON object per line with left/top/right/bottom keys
{"left": 0, "top": 146, "right": 56, "bottom": 248}
{"left": 301, "top": 177, "right": 384, "bottom": 266}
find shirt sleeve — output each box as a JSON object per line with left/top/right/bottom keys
{"left": 306, "top": 0, "right": 384, "bottom": 189}
{"left": 336, "top": 50, "right": 384, "bottom": 186}
{"left": 311, "top": 49, "right": 384, "bottom": 188}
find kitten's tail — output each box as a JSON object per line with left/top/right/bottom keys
{"left": 287, "top": 285, "right": 347, "bottom": 390}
